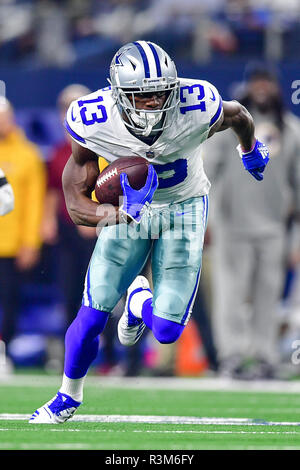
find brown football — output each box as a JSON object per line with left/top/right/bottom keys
{"left": 95, "top": 156, "right": 150, "bottom": 206}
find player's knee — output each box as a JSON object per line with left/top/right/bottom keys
{"left": 152, "top": 293, "right": 186, "bottom": 343}
{"left": 154, "top": 293, "right": 185, "bottom": 320}
{"left": 152, "top": 316, "right": 184, "bottom": 344}
{"left": 91, "top": 284, "right": 120, "bottom": 312}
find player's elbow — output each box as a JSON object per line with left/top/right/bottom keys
{"left": 232, "top": 102, "right": 254, "bottom": 131}
{"left": 64, "top": 193, "right": 82, "bottom": 225}
{"left": 67, "top": 202, "right": 84, "bottom": 225}
{"left": 63, "top": 183, "right": 85, "bottom": 225}
{"left": 68, "top": 209, "right": 81, "bottom": 225}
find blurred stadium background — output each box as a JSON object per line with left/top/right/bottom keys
{"left": 1, "top": 0, "right": 300, "bottom": 378}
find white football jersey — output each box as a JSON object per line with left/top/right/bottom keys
{"left": 65, "top": 78, "right": 223, "bottom": 206}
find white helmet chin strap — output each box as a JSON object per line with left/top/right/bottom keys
{"left": 130, "top": 111, "right": 163, "bottom": 137}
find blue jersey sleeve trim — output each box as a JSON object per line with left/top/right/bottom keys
{"left": 209, "top": 97, "right": 223, "bottom": 127}
{"left": 64, "top": 119, "right": 86, "bottom": 144}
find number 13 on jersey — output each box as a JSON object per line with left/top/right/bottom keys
{"left": 180, "top": 84, "right": 206, "bottom": 114}
{"left": 78, "top": 96, "right": 108, "bottom": 125}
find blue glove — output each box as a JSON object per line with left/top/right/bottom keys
{"left": 237, "top": 139, "right": 270, "bottom": 181}
{"left": 119, "top": 164, "right": 158, "bottom": 223}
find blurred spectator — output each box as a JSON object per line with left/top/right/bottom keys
{"left": 0, "top": 97, "right": 46, "bottom": 363}
{"left": 92, "top": 0, "right": 147, "bottom": 44}
{"left": 0, "top": 0, "right": 35, "bottom": 65}
{"left": 70, "top": 0, "right": 149, "bottom": 66}
{"left": 41, "top": 83, "right": 97, "bottom": 329}
{"left": 33, "top": 0, "right": 75, "bottom": 67}
{"left": 133, "top": 0, "right": 214, "bottom": 61}
{"left": 203, "top": 64, "right": 300, "bottom": 380}
{"left": 0, "top": 0, "right": 300, "bottom": 66}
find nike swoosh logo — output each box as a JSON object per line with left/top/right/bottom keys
{"left": 71, "top": 107, "right": 76, "bottom": 121}
{"left": 209, "top": 88, "right": 216, "bottom": 101}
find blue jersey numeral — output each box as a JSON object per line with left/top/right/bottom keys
{"left": 154, "top": 159, "right": 188, "bottom": 189}
{"left": 180, "top": 84, "right": 206, "bottom": 114}
{"left": 78, "top": 96, "right": 108, "bottom": 125}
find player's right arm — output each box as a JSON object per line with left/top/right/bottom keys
{"left": 62, "top": 140, "right": 121, "bottom": 227}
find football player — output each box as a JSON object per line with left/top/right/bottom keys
{"left": 29, "top": 41, "right": 269, "bottom": 423}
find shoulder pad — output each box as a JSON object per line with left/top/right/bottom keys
{"left": 64, "top": 89, "right": 112, "bottom": 147}
{"left": 202, "top": 80, "right": 223, "bottom": 128}
{"left": 178, "top": 78, "right": 223, "bottom": 128}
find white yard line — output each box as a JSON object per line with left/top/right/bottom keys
{"left": 0, "top": 427, "right": 299, "bottom": 435}
{"left": 1, "top": 443, "right": 299, "bottom": 450}
{"left": 1, "top": 413, "right": 300, "bottom": 426}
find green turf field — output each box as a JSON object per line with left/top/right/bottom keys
{"left": 1, "top": 374, "right": 300, "bottom": 450}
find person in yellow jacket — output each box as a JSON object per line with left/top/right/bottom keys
{"left": 0, "top": 97, "right": 46, "bottom": 353}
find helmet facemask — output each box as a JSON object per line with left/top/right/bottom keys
{"left": 114, "top": 82, "right": 180, "bottom": 137}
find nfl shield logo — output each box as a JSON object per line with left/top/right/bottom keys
{"left": 146, "top": 150, "right": 155, "bottom": 159}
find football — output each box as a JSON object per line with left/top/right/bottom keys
{"left": 95, "top": 156, "right": 150, "bottom": 206}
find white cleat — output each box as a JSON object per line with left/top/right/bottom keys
{"left": 118, "top": 276, "right": 152, "bottom": 346}
{"left": 29, "top": 391, "right": 81, "bottom": 424}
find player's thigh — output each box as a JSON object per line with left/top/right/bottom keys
{"left": 151, "top": 196, "right": 208, "bottom": 325}
{"left": 83, "top": 223, "right": 151, "bottom": 312}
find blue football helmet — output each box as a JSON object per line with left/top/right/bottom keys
{"left": 109, "top": 40, "right": 180, "bottom": 137}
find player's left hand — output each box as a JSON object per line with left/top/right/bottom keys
{"left": 119, "top": 164, "right": 158, "bottom": 223}
{"left": 237, "top": 139, "right": 270, "bottom": 181}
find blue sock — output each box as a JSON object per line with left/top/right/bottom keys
{"left": 64, "top": 305, "right": 109, "bottom": 379}
{"left": 141, "top": 298, "right": 185, "bottom": 344}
